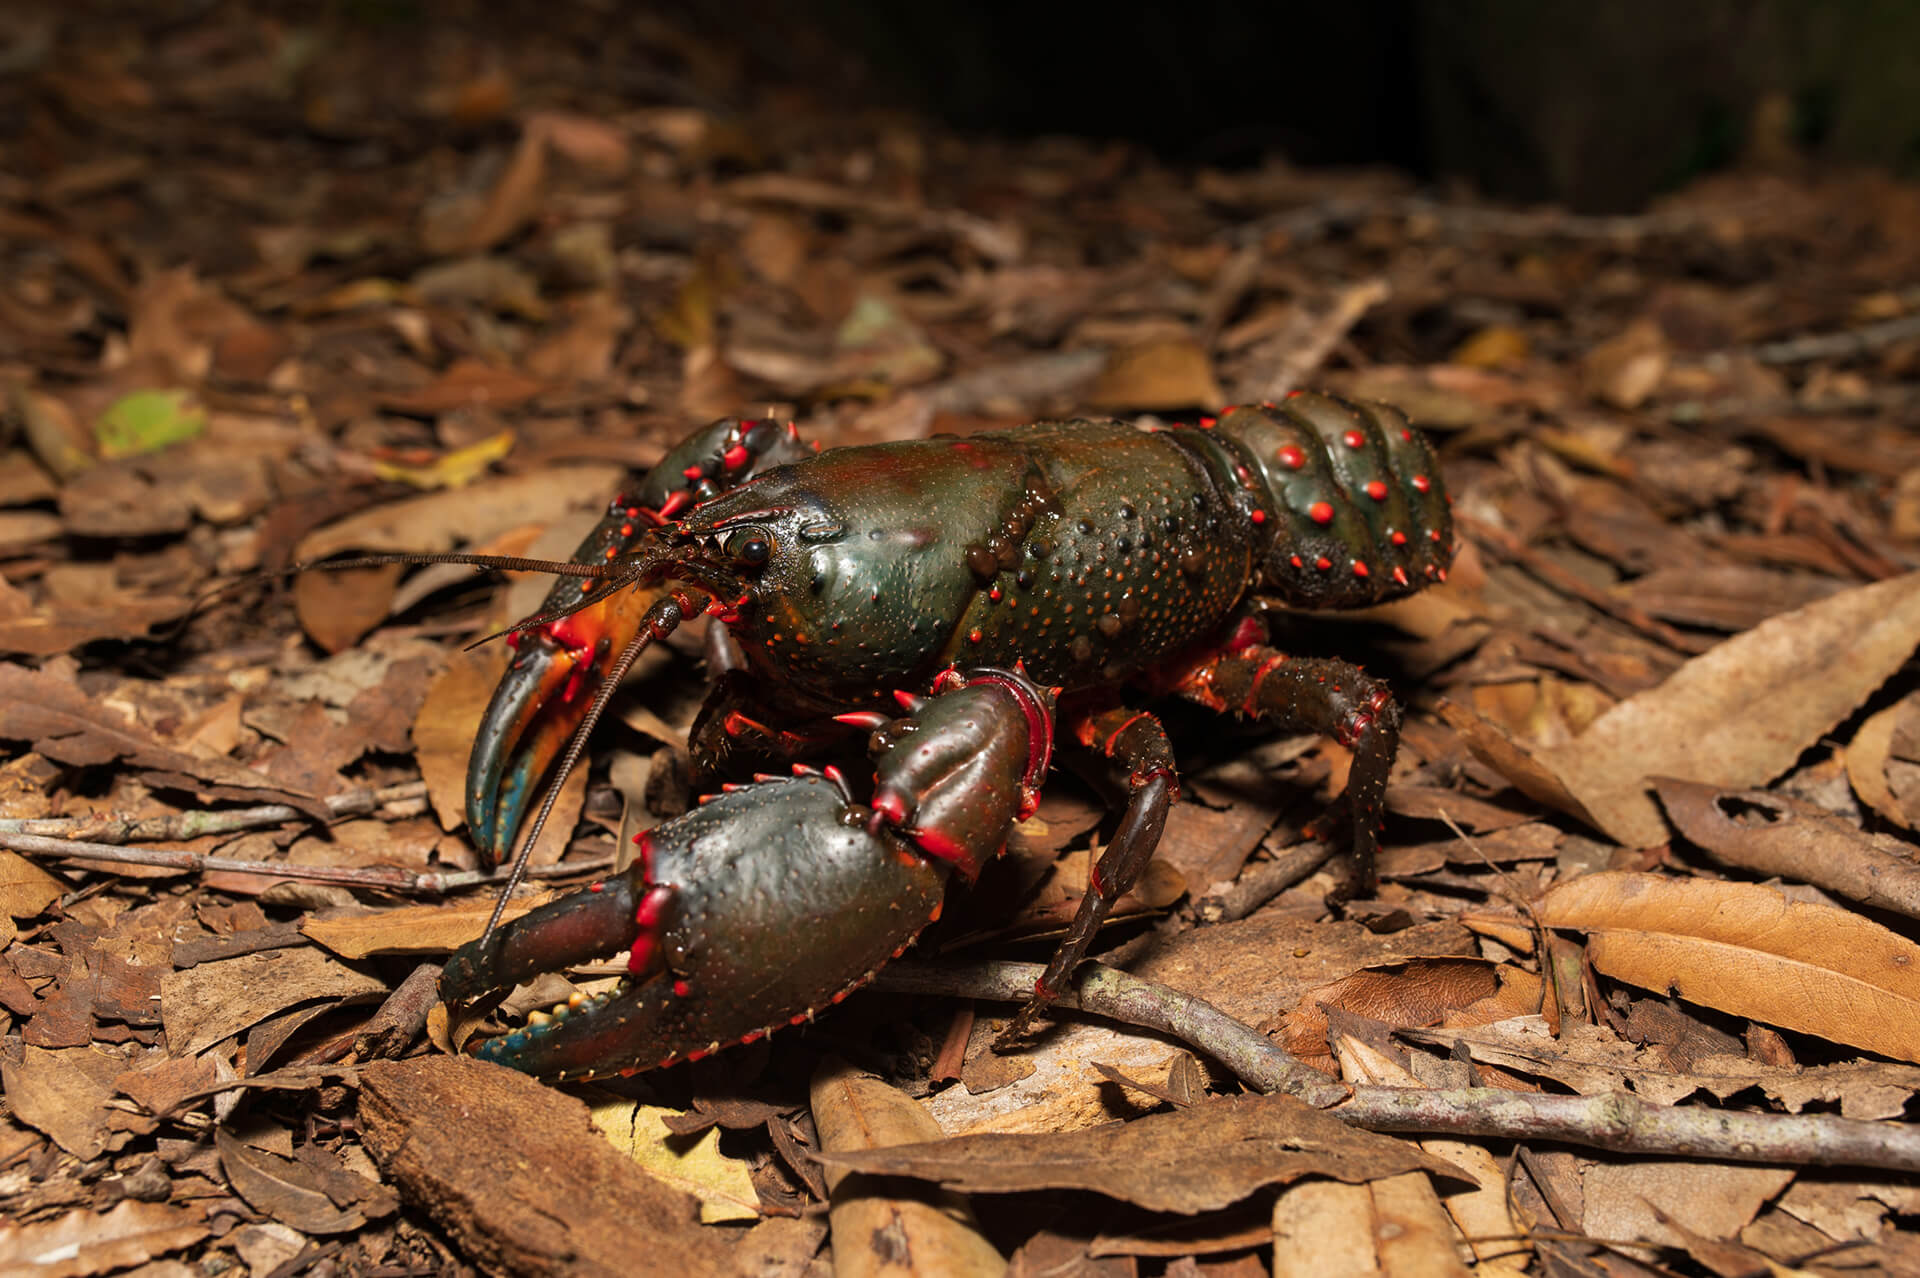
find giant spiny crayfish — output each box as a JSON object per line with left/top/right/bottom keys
{"left": 436, "top": 396, "right": 1452, "bottom": 1079}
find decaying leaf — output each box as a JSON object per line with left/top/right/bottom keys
{"left": 1459, "top": 573, "right": 1920, "bottom": 847}
{"left": 0, "top": 1201, "right": 208, "bottom": 1278}
{"left": 587, "top": 1097, "right": 759, "bottom": 1224}
{"left": 1539, "top": 872, "right": 1920, "bottom": 1062}
{"left": 819, "top": 1092, "right": 1465, "bottom": 1214}
{"left": 810, "top": 1058, "right": 1005, "bottom": 1278}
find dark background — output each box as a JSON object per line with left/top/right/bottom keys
{"left": 698, "top": 0, "right": 1920, "bottom": 212}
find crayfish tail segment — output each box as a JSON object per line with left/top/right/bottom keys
{"left": 444, "top": 775, "right": 946, "bottom": 1079}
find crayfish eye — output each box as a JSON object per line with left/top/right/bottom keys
{"left": 726, "top": 530, "right": 774, "bottom": 566}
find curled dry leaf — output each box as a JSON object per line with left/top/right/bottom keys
{"left": 818, "top": 1092, "right": 1464, "bottom": 1215}
{"left": 160, "top": 946, "right": 388, "bottom": 1057}
{"left": 1455, "top": 572, "right": 1920, "bottom": 847}
{"left": 299, "top": 894, "right": 551, "bottom": 960}
{"left": 0, "top": 1200, "right": 208, "bottom": 1278}
{"left": 1538, "top": 871, "right": 1920, "bottom": 1063}
{"left": 215, "top": 1128, "right": 392, "bottom": 1235}
{"left": 1653, "top": 777, "right": 1920, "bottom": 919}
{"left": 586, "top": 1098, "right": 758, "bottom": 1224}
{"left": 810, "top": 1057, "right": 1004, "bottom": 1278}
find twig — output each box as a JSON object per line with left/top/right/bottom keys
{"left": 876, "top": 959, "right": 1920, "bottom": 1173}
{"left": 1459, "top": 515, "right": 1717, "bottom": 655}
{"left": 1192, "top": 839, "right": 1335, "bottom": 924}
{"left": 0, "top": 780, "right": 429, "bottom": 841}
{"left": 1236, "top": 277, "right": 1390, "bottom": 403}
{"left": 0, "top": 829, "right": 613, "bottom": 894}
{"left": 1752, "top": 313, "right": 1920, "bottom": 366}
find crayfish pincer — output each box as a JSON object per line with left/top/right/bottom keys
{"left": 445, "top": 393, "right": 1452, "bottom": 1077}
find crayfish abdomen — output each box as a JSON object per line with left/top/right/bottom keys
{"left": 447, "top": 392, "right": 1453, "bottom": 1076}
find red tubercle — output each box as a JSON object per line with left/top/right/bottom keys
{"left": 1289, "top": 554, "right": 1303, "bottom": 568}
{"left": 1285, "top": 389, "right": 1302, "bottom": 399}
{"left": 589, "top": 880, "right": 606, "bottom": 893}
{"left": 1314, "top": 556, "right": 1332, "bottom": 571}
{"left": 722, "top": 443, "right": 751, "bottom": 470}
{"left": 1412, "top": 474, "right": 1431, "bottom": 493}
{"left": 1277, "top": 444, "right": 1305, "bottom": 469}
{"left": 967, "top": 628, "right": 983, "bottom": 643}
{"left": 682, "top": 465, "right": 704, "bottom": 481}
{"left": 1390, "top": 530, "right": 1407, "bottom": 546}
{"left": 1198, "top": 416, "right": 1216, "bottom": 428}
{"left": 1308, "top": 501, "right": 1334, "bottom": 525}
{"left": 672, "top": 979, "right": 691, "bottom": 998}
{"left": 1250, "top": 509, "right": 1266, "bottom": 525}
{"left": 1352, "top": 560, "right": 1370, "bottom": 578}
{"left": 1365, "top": 481, "right": 1388, "bottom": 501}
{"left": 871, "top": 787, "right": 910, "bottom": 827}
{"left": 1392, "top": 566, "right": 1410, "bottom": 586}
{"left": 657, "top": 490, "right": 692, "bottom": 519}
{"left": 1342, "top": 429, "right": 1365, "bottom": 449}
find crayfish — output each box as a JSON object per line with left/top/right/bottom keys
{"left": 431, "top": 396, "right": 1452, "bottom": 1079}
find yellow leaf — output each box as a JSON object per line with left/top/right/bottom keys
{"left": 371, "top": 430, "right": 515, "bottom": 489}
{"left": 587, "top": 1097, "right": 760, "bottom": 1224}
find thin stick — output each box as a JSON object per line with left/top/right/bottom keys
{"left": 0, "top": 829, "right": 612, "bottom": 894}
{"left": 0, "top": 781, "right": 427, "bottom": 841}
{"left": 875, "top": 959, "right": 1920, "bottom": 1173}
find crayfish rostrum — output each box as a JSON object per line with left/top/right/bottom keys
{"left": 438, "top": 396, "right": 1453, "bottom": 1079}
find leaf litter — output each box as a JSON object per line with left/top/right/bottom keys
{"left": 3, "top": 4, "right": 1920, "bottom": 1275}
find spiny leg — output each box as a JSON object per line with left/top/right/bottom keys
{"left": 1169, "top": 644, "right": 1398, "bottom": 906}
{"left": 999, "top": 705, "right": 1178, "bottom": 1045}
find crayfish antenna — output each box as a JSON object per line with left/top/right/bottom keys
{"left": 158, "top": 550, "right": 622, "bottom": 647}
{"left": 477, "top": 588, "right": 699, "bottom": 949}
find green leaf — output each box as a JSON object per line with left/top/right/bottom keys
{"left": 96, "top": 389, "right": 207, "bottom": 458}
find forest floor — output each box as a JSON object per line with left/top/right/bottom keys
{"left": 4, "top": 5, "right": 1920, "bottom": 1277}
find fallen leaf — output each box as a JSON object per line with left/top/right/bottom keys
{"left": 811, "top": 1058, "right": 1006, "bottom": 1278}
{"left": 587, "top": 1098, "right": 758, "bottom": 1224}
{"left": 0, "top": 1201, "right": 207, "bottom": 1278}
{"left": 1508, "top": 572, "right": 1920, "bottom": 847}
{"left": 1539, "top": 872, "right": 1920, "bottom": 1062}
{"left": 217, "top": 1128, "right": 380, "bottom": 1234}
{"left": 160, "top": 946, "right": 388, "bottom": 1056}
{"left": 0, "top": 849, "right": 66, "bottom": 918}
{"left": 821, "top": 1092, "right": 1463, "bottom": 1214}
{"left": 1087, "top": 337, "right": 1222, "bottom": 411}
{"left": 94, "top": 388, "right": 206, "bottom": 459}
{"left": 1654, "top": 779, "right": 1920, "bottom": 918}
{"left": 300, "top": 894, "right": 551, "bottom": 959}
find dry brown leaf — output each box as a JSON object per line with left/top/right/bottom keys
{"left": 1539, "top": 872, "right": 1920, "bottom": 1062}
{"left": 0, "top": 663, "right": 327, "bottom": 813}
{"left": 293, "top": 562, "right": 404, "bottom": 655}
{"left": 294, "top": 464, "right": 623, "bottom": 562}
{"left": 810, "top": 1057, "right": 1005, "bottom": 1278}
{"left": 820, "top": 1091, "right": 1463, "bottom": 1214}
{"left": 1654, "top": 778, "right": 1920, "bottom": 918}
{"left": 300, "top": 894, "right": 551, "bottom": 960}
{"left": 160, "top": 946, "right": 388, "bottom": 1057}
{"left": 412, "top": 644, "right": 512, "bottom": 832}
{"left": 216, "top": 1128, "right": 394, "bottom": 1235}
{"left": 1280, "top": 958, "right": 1543, "bottom": 1071}
{"left": 0, "top": 848, "right": 66, "bottom": 918}
{"left": 1531, "top": 572, "right": 1920, "bottom": 847}
{"left": 1582, "top": 1159, "right": 1793, "bottom": 1260}
{"left": 1, "top": 1044, "right": 153, "bottom": 1160}
{"left": 1087, "top": 337, "right": 1223, "bottom": 411}
{"left": 0, "top": 1201, "right": 208, "bottom": 1278}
